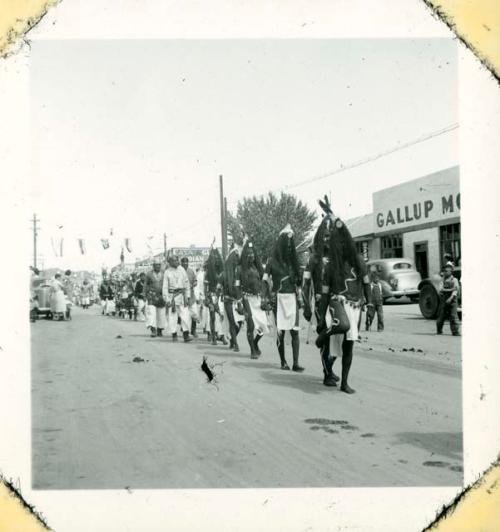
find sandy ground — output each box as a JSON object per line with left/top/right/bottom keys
{"left": 31, "top": 301, "right": 462, "bottom": 489}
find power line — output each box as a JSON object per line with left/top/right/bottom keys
{"left": 282, "top": 122, "right": 459, "bottom": 191}
{"left": 229, "top": 122, "right": 458, "bottom": 203}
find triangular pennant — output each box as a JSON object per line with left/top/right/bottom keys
{"left": 78, "top": 238, "right": 86, "bottom": 255}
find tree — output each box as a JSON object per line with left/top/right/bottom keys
{"left": 227, "top": 192, "right": 317, "bottom": 261}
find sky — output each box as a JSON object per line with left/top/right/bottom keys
{"left": 29, "top": 39, "right": 458, "bottom": 271}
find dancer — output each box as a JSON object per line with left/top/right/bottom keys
{"left": 144, "top": 259, "right": 166, "bottom": 337}
{"left": 205, "top": 246, "right": 227, "bottom": 346}
{"left": 163, "top": 255, "right": 192, "bottom": 342}
{"left": 239, "top": 239, "right": 269, "bottom": 359}
{"left": 303, "top": 196, "right": 371, "bottom": 393}
{"left": 263, "top": 224, "right": 304, "bottom": 371}
{"left": 222, "top": 245, "right": 243, "bottom": 352}
{"left": 181, "top": 256, "right": 198, "bottom": 337}
{"left": 80, "top": 279, "right": 91, "bottom": 310}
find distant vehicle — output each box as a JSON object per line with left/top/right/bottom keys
{"left": 32, "top": 278, "right": 53, "bottom": 319}
{"left": 418, "top": 266, "right": 462, "bottom": 320}
{"left": 366, "top": 258, "right": 422, "bottom": 303}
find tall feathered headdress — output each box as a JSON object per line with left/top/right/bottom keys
{"left": 318, "top": 194, "right": 344, "bottom": 228}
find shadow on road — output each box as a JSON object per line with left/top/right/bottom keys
{"left": 259, "top": 370, "right": 324, "bottom": 395}
{"left": 232, "top": 361, "right": 281, "bottom": 371}
{"left": 195, "top": 345, "right": 250, "bottom": 360}
{"left": 412, "top": 332, "right": 460, "bottom": 338}
{"left": 394, "top": 431, "right": 463, "bottom": 461}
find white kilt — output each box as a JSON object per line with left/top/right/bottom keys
{"left": 136, "top": 299, "right": 146, "bottom": 321}
{"left": 81, "top": 296, "right": 90, "bottom": 306}
{"left": 105, "top": 299, "right": 116, "bottom": 315}
{"left": 277, "top": 293, "right": 299, "bottom": 331}
{"left": 166, "top": 294, "right": 191, "bottom": 333}
{"left": 327, "top": 300, "right": 361, "bottom": 357}
{"left": 208, "top": 295, "right": 225, "bottom": 334}
{"left": 233, "top": 301, "right": 245, "bottom": 323}
{"left": 246, "top": 294, "right": 270, "bottom": 335}
{"left": 199, "top": 303, "right": 208, "bottom": 330}
{"left": 146, "top": 304, "right": 166, "bottom": 329}
{"left": 190, "top": 302, "right": 200, "bottom": 322}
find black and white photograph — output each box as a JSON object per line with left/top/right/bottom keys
{"left": 2, "top": 1, "right": 500, "bottom": 531}
{"left": 28, "top": 38, "right": 463, "bottom": 490}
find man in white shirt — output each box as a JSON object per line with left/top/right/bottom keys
{"left": 163, "top": 255, "right": 192, "bottom": 342}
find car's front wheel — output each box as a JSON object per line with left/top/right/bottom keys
{"left": 419, "top": 284, "right": 439, "bottom": 319}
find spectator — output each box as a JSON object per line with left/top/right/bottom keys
{"left": 436, "top": 263, "right": 460, "bottom": 336}
{"left": 365, "top": 269, "right": 384, "bottom": 332}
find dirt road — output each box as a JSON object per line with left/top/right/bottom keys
{"left": 31, "top": 303, "right": 462, "bottom": 489}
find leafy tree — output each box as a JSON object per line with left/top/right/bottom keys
{"left": 227, "top": 192, "right": 316, "bottom": 261}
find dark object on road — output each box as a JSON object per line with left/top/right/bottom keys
{"left": 116, "top": 335, "right": 122, "bottom": 339}
{"left": 132, "top": 356, "right": 145, "bottom": 363}
{"left": 201, "top": 356, "right": 214, "bottom": 382}
{"left": 423, "top": 460, "right": 449, "bottom": 468}
{"left": 304, "top": 418, "right": 348, "bottom": 426}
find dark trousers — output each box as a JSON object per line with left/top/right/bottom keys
{"left": 436, "top": 298, "right": 460, "bottom": 335}
{"left": 366, "top": 304, "right": 384, "bottom": 331}
{"left": 224, "top": 299, "right": 239, "bottom": 345}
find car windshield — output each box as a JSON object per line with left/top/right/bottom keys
{"left": 392, "top": 262, "right": 412, "bottom": 270}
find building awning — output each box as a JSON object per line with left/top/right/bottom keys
{"left": 345, "top": 213, "right": 374, "bottom": 239}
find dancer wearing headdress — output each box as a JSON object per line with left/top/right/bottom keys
{"left": 205, "top": 245, "right": 228, "bottom": 345}
{"left": 240, "top": 239, "right": 269, "bottom": 359}
{"left": 262, "top": 224, "right": 305, "bottom": 371}
{"left": 222, "top": 237, "right": 244, "bottom": 352}
{"left": 303, "top": 196, "right": 371, "bottom": 392}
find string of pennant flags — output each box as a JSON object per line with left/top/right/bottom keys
{"left": 49, "top": 236, "right": 136, "bottom": 257}
{"left": 46, "top": 206, "right": 220, "bottom": 259}
{"left": 48, "top": 227, "right": 136, "bottom": 258}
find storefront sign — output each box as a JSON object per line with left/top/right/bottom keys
{"left": 373, "top": 167, "right": 459, "bottom": 233}
{"left": 169, "top": 247, "right": 210, "bottom": 269}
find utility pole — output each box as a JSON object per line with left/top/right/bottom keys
{"left": 163, "top": 233, "right": 167, "bottom": 261}
{"left": 219, "top": 175, "right": 228, "bottom": 258}
{"left": 224, "top": 196, "right": 228, "bottom": 253}
{"left": 31, "top": 214, "right": 39, "bottom": 269}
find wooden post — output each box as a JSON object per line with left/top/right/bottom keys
{"left": 32, "top": 214, "right": 39, "bottom": 269}
{"left": 219, "top": 175, "right": 228, "bottom": 258}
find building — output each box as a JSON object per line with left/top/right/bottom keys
{"left": 134, "top": 246, "right": 213, "bottom": 272}
{"left": 347, "top": 166, "right": 460, "bottom": 279}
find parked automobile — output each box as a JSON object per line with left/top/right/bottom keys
{"left": 418, "top": 266, "right": 462, "bottom": 320}
{"left": 366, "top": 258, "right": 422, "bottom": 303}
{"left": 32, "top": 278, "right": 53, "bottom": 319}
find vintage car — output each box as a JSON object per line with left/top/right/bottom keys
{"left": 366, "top": 258, "right": 422, "bottom": 302}
{"left": 31, "top": 278, "right": 54, "bottom": 319}
{"left": 418, "top": 266, "right": 462, "bottom": 320}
